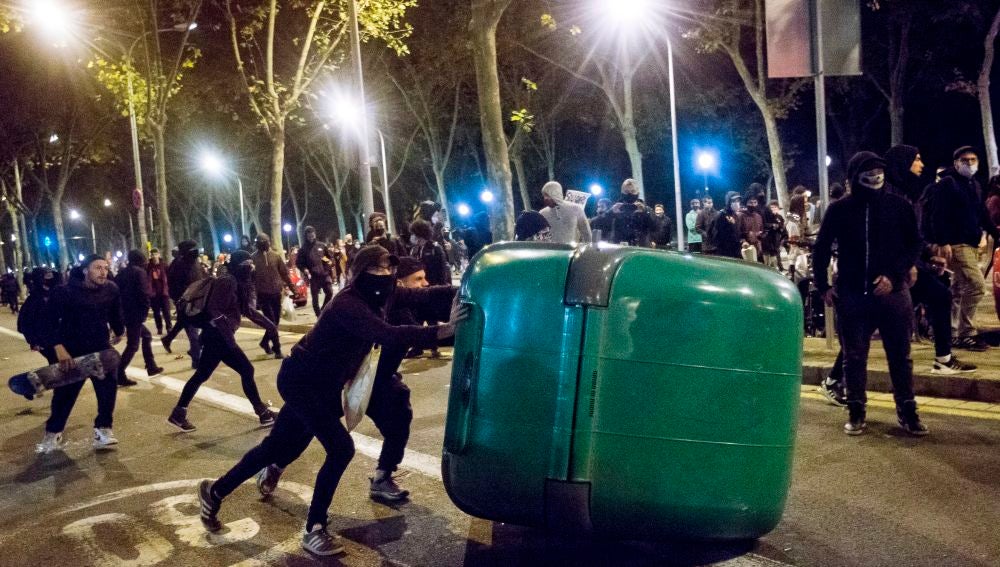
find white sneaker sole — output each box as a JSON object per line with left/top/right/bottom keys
{"left": 301, "top": 540, "right": 345, "bottom": 556}
{"left": 931, "top": 365, "right": 975, "bottom": 375}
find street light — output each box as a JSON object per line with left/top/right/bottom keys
{"left": 26, "top": 0, "right": 79, "bottom": 47}
{"left": 695, "top": 150, "right": 718, "bottom": 194}
{"left": 457, "top": 203, "right": 472, "bottom": 217}
{"left": 480, "top": 190, "right": 495, "bottom": 204}
{"left": 68, "top": 209, "right": 97, "bottom": 254}
{"left": 283, "top": 222, "right": 293, "bottom": 251}
{"left": 223, "top": 233, "right": 233, "bottom": 244}
{"left": 199, "top": 150, "right": 246, "bottom": 239}
{"left": 103, "top": 198, "right": 112, "bottom": 207}
{"left": 589, "top": 184, "right": 604, "bottom": 197}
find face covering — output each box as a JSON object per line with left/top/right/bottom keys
{"left": 621, "top": 193, "right": 639, "bottom": 204}
{"left": 356, "top": 272, "right": 395, "bottom": 306}
{"left": 231, "top": 262, "right": 254, "bottom": 281}
{"left": 256, "top": 242, "right": 268, "bottom": 252}
{"left": 858, "top": 172, "right": 885, "bottom": 190}
{"left": 957, "top": 163, "right": 978, "bottom": 178}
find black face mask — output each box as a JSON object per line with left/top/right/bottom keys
{"left": 355, "top": 272, "right": 395, "bottom": 307}
{"left": 621, "top": 193, "right": 639, "bottom": 204}
{"left": 231, "top": 263, "right": 254, "bottom": 282}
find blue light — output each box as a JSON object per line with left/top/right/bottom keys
{"left": 589, "top": 184, "right": 604, "bottom": 196}
{"left": 480, "top": 189, "right": 495, "bottom": 204}
{"left": 457, "top": 203, "right": 471, "bottom": 217}
{"left": 43, "top": 236, "right": 52, "bottom": 247}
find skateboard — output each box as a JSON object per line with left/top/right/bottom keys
{"left": 8, "top": 349, "right": 121, "bottom": 400}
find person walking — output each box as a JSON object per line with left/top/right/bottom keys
{"left": 296, "top": 226, "right": 336, "bottom": 316}
{"left": 114, "top": 250, "right": 164, "bottom": 387}
{"left": 813, "top": 151, "right": 928, "bottom": 436}
{"left": 251, "top": 234, "right": 293, "bottom": 355}
{"left": 18, "top": 267, "right": 61, "bottom": 365}
{"left": 365, "top": 212, "right": 407, "bottom": 256}
{"left": 163, "top": 240, "right": 208, "bottom": 367}
{"left": 146, "top": 248, "right": 172, "bottom": 335}
{"left": 921, "top": 146, "right": 1000, "bottom": 352}
{"left": 167, "top": 250, "right": 277, "bottom": 432}
{"left": 37, "top": 255, "right": 125, "bottom": 453}
{"left": 686, "top": 198, "right": 702, "bottom": 252}
{"left": 539, "top": 181, "right": 592, "bottom": 244}
{"left": 196, "top": 246, "right": 465, "bottom": 557}
{"left": 1, "top": 272, "right": 20, "bottom": 313}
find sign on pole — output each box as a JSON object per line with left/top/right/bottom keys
{"left": 765, "top": 0, "right": 861, "bottom": 79}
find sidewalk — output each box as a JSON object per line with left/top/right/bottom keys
{"left": 255, "top": 291, "right": 1000, "bottom": 404}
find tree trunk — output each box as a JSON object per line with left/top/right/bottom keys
{"left": 433, "top": 168, "right": 451, "bottom": 229}
{"left": 888, "top": 95, "right": 904, "bottom": 148}
{"left": 52, "top": 198, "right": 69, "bottom": 271}
{"left": 760, "top": 104, "right": 790, "bottom": 208}
{"left": 206, "top": 194, "right": 220, "bottom": 257}
{"left": 5, "top": 199, "right": 24, "bottom": 295}
{"left": 31, "top": 216, "right": 45, "bottom": 266}
{"left": 152, "top": 123, "right": 174, "bottom": 251}
{"left": 511, "top": 150, "right": 531, "bottom": 212}
{"left": 621, "top": 73, "right": 646, "bottom": 200}
{"left": 980, "top": 7, "right": 1000, "bottom": 177}
{"left": 470, "top": 0, "right": 515, "bottom": 240}
{"left": 269, "top": 124, "right": 286, "bottom": 255}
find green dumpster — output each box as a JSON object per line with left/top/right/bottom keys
{"left": 442, "top": 242, "right": 803, "bottom": 540}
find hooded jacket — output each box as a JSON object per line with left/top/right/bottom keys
{"left": 251, "top": 235, "right": 293, "bottom": 295}
{"left": 884, "top": 144, "right": 922, "bottom": 204}
{"left": 115, "top": 250, "right": 153, "bottom": 325}
{"left": 921, "top": 167, "right": 999, "bottom": 247}
{"left": 17, "top": 270, "right": 59, "bottom": 349}
{"left": 813, "top": 151, "right": 922, "bottom": 295}
{"left": 296, "top": 237, "right": 335, "bottom": 281}
{"left": 168, "top": 240, "right": 207, "bottom": 300}
{"left": 709, "top": 191, "right": 743, "bottom": 258}
{"left": 50, "top": 276, "right": 125, "bottom": 357}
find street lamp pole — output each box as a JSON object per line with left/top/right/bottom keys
{"left": 236, "top": 176, "right": 246, "bottom": 238}
{"left": 667, "top": 37, "right": 685, "bottom": 251}
{"left": 376, "top": 129, "right": 396, "bottom": 234}
{"left": 90, "top": 222, "right": 97, "bottom": 254}
{"left": 125, "top": 67, "right": 149, "bottom": 249}
{"left": 347, "top": 0, "right": 374, "bottom": 224}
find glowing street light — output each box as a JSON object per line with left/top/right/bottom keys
{"left": 27, "top": 0, "right": 79, "bottom": 47}
{"left": 103, "top": 198, "right": 112, "bottom": 207}
{"left": 282, "top": 222, "right": 294, "bottom": 250}
{"left": 456, "top": 203, "right": 471, "bottom": 217}
{"left": 69, "top": 209, "right": 81, "bottom": 220}
{"left": 199, "top": 149, "right": 245, "bottom": 238}
{"left": 595, "top": 0, "right": 654, "bottom": 30}
{"left": 589, "top": 184, "right": 604, "bottom": 197}
{"left": 826, "top": 155, "right": 833, "bottom": 167}
{"left": 695, "top": 150, "right": 719, "bottom": 194}
{"left": 480, "top": 190, "right": 495, "bottom": 204}
{"left": 223, "top": 233, "right": 233, "bottom": 244}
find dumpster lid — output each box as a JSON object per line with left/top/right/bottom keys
{"left": 565, "top": 245, "right": 634, "bottom": 307}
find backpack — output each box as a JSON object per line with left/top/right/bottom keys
{"left": 176, "top": 277, "right": 215, "bottom": 327}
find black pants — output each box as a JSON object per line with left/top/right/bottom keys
{"left": 176, "top": 328, "right": 264, "bottom": 411}
{"left": 38, "top": 347, "right": 58, "bottom": 366}
{"left": 119, "top": 322, "right": 157, "bottom": 380}
{"left": 368, "top": 342, "right": 413, "bottom": 472}
{"left": 163, "top": 318, "right": 202, "bottom": 366}
{"left": 47, "top": 371, "right": 117, "bottom": 433}
{"left": 213, "top": 358, "right": 354, "bottom": 529}
{"left": 258, "top": 292, "right": 282, "bottom": 327}
{"left": 150, "top": 296, "right": 172, "bottom": 334}
{"left": 837, "top": 289, "right": 916, "bottom": 408}
{"left": 909, "top": 267, "right": 952, "bottom": 358}
{"left": 688, "top": 242, "right": 702, "bottom": 253}
{"left": 310, "top": 279, "right": 334, "bottom": 316}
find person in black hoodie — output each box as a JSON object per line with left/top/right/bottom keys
{"left": 709, "top": 191, "right": 743, "bottom": 258}
{"left": 196, "top": 245, "right": 465, "bottom": 557}
{"left": 921, "top": 145, "right": 1000, "bottom": 351}
{"left": 163, "top": 240, "right": 208, "bottom": 367}
{"left": 167, "top": 250, "right": 276, "bottom": 431}
{"left": 813, "top": 151, "right": 927, "bottom": 437}
{"left": 17, "top": 267, "right": 61, "bottom": 365}
{"left": 296, "top": 226, "right": 336, "bottom": 316}
{"left": 114, "top": 250, "right": 164, "bottom": 387}
{"left": 38, "top": 254, "right": 125, "bottom": 454}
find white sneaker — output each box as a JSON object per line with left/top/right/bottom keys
{"left": 93, "top": 427, "right": 119, "bottom": 450}
{"left": 36, "top": 431, "right": 64, "bottom": 454}
{"left": 301, "top": 524, "right": 345, "bottom": 556}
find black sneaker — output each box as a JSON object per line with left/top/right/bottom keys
{"left": 301, "top": 524, "right": 344, "bottom": 556}
{"left": 952, "top": 336, "right": 988, "bottom": 352}
{"left": 259, "top": 338, "right": 273, "bottom": 355}
{"left": 199, "top": 480, "right": 223, "bottom": 532}
{"left": 168, "top": 407, "right": 197, "bottom": 432}
{"left": 117, "top": 376, "right": 138, "bottom": 387}
{"left": 257, "top": 407, "right": 277, "bottom": 427}
{"left": 897, "top": 402, "right": 930, "bottom": 437}
{"left": 161, "top": 336, "right": 173, "bottom": 353}
{"left": 931, "top": 356, "right": 977, "bottom": 375}
{"left": 844, "top": 404, "right": 866, "bottom": 436}
{"left": 146, "top": 366, "right": 164, "bottom": 377}
{"left": 818, "top": 378, "right": 847, "bottom": 407}
{"left": 369, "top": 473, "right": 410, "bottom": 502}
{"left": 255, "top": 464, "right": 283, "bottom": 498}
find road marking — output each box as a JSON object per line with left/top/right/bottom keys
{"left": 799, "top": 389, "right": 1000, "bottom": 421}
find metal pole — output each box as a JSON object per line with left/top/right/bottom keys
{"left": 813, "top": 0, "right": 835, "bottom": 349}
{"left": 128, "top": 214, "right": 135, "bottom": 249}
{"left": 236, "top": 176, "right": 246, "bottom": 238}
{"left": 91, "top": 222, "right": 97, "bottom": 254}
{"left": 377, "top": 129, "right": 395, "bottom": 233}
{"left": 147, "top": 206, "right": 155, "bottom": 244}
{"left": 347, "top": 0, "right": 374, "bottom": 224}
{"left": 668, "top": 37, "right": 685, "bottom": 251}
{"left": 125, "top": 69, "right": 149, "bottom": 248}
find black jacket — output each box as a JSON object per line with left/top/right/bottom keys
{"left": 813, "top": 182, "right": 921, "bottom": 296}
{"left": 50, "top": 277, "right": 125, "bottom": 357}
{"left": 115, "top": 265, "right": 152, "bottom": 325}
{"left": 411, "top": 241, "right": 451, "bottom": 286}
{"left": 288, "top": 285, "right": 448, "bottom": 390}
{"left": 18, "top": 289, "right": 58, "bottom": 348}
{"left": 921, "top": 168, "right": 1000, "bottom": 247}
{"left": 650, "top": 214, "right": 673, "bottom": 247}
{"left": 168, "top": 255, "right": 208, "bottom": 301}
{"left": 296, "top": 239, "right": 335, "bottom": 281}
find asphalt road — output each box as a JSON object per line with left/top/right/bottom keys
{"left": 0, "top": 311, "right": 997, "bottom": 567}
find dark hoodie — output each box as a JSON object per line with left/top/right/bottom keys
{"left": 813, "top": 151, "right": 922, "bottom": 295}
{"left": 884, "top": 144, "right": 922, "bottom": 204}
{"left": 921, "top": 166, "right": 1000, "bottom": 248}
{"left": 115, "top": 250, "right": 153, "bottom": 325}
{"left": 288, "top": 245, "right": 447, "bottom": 391}
{"left": 17, "top": 268, "right": 60, "bottom": 349}
{"left": 168, "top": 240, "right": 207, "bottom": 300}
{"left": 709, "top": 191, "right": 743, "bottom": 258}
{"left": 50, "top": 274, "right": 125, "bottom": 357}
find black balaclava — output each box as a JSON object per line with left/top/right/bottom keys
{"left": 127, "top": 249, "right": 147, "bottom": 269}
{"left": 228, "top": 249, "right": 254, "bottom": 281}
{"left": 884, "top": 144, "right": 920, "bottom": 201}
{"left": 349, "top": 245, "right": 399, "bottom": 308}
{"left": 255, "top": 234, "right": 271, "bottom": 252}
{"left": 304, "top": 226, "right": 317, "bottom": 243}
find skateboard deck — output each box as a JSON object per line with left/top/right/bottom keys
{"left": 8, "top": 349, "right": 120, "bottom": 400}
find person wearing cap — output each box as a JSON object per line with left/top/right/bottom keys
{"left": 921, "top": 145, "right": 1000, "bottom": 352}
{"left": 196, "top": 245, "right": 466, "bottom": 557}
{"left": 167, "top": 250, "right": 277, "bottom": 432}
{"left": 251, "top": 234, "right": 294, "bottom": 356}
{"left": 539, "top": 181, "right": 591, "bottom": 244}
{"left": 686, "top": 198, "right": 702, "bottom": 252}
{"left": 408, "top": 219, "right": 451, "bottom": 358}
{"left": 365, "top": 212, "right": 406, "bottom": 256}
{"left": 296, "top": 226, "right": 337, "bottom": 316}
{"left": 708, "top": 191, "right": 743, "bottom": 258}
{"left": 514, "top": 210, "right": 552, "bottom": 241}
{"left": 114, "top": 250, "right": 164, "bottom": 387}
{"left": 37, "top": 254, "right": 125, "bottom": 454}
{"left": 163, "top": 240, "right": 208, "bottom": 367}
{"left": 813, "top": 151, "right": 927, "bottom": 437}
{"left": 609, "top": 178, "right": 655, "bottom": 246}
